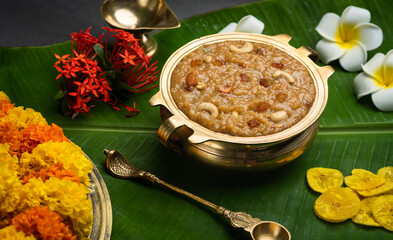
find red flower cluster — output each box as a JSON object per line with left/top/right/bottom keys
{"left": 54, "top": 27, "right": 159, "bottom": 118}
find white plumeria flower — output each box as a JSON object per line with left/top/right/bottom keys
{"left": 315, "top": 6, "right": 383, "bottom": 72}
{"left": 354, "top": 50, "right": 393, "bottom": 111}
{"left": 219, "top": 15, "right": 264, "bottom": 34}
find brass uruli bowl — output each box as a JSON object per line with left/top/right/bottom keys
{"left": 149, "top": 33, "right": 334, "bottom": 170}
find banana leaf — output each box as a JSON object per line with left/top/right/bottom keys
{"left": 1, "top": 0, "right": 393, "bottom": 239}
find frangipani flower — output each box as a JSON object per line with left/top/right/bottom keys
{"left": 219, "top": 15, "right": 264, "bottom": 34}
{"left": 315, "top": 6, "right": 383, "bottom": 72}
{"left": 354, "top": 50, "right": 393, "bottom": 111}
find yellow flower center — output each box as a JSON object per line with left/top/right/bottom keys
{"left": 335, "top": 24, "right": 359, "bottom": 49}
{"left": 374, "top": 65, "right": 393, "bottom": 88}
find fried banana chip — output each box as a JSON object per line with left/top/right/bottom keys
{"left": 314, "top": 187, "right": 361, "bottom": 223}
{"left": 344, "top": 169, "right": 386, "bottom": 191}
{"left": 352, "top": 197, "right": 381, "bottom": 227}
{"left": 371, "top": 194, "right": 393, "bottom": 231}
{"left": 357, "top": 182, "right": 393, "bottom": 197}
{"left": 377, "top": 166, "right": 393, "bottom": 182}
{"left": 307, "top": 167, "right": 344, "bottom": 193}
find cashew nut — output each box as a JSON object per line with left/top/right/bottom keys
{"left": 272, "top": 70, "right": 295, "bottom": 84}
{"left": 196, "top": 82, "right": 206, "bottom": 90}
{"left": 198, "top": 102, "right": 219, "bottom": 118}
{"left": 229, "top": 42, "right": 253, "bottom": 53}
{"left": 270, "top": 110, "right": 288, "bottom": 122}
{"left": 203, "top": 55, "right": 213, "bottom": 63}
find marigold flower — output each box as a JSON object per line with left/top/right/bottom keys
{"left": 22, "top": 163, "right": 80, "bottom": 185}
{"left": 0, "top": 92, "right": 15, "bottom": 118}
{"left": 18, "top": 123, "right": 68, "bottom": 156}
{"left": 0, "top": 122, "right": 21, "bottom": 155}
{"left": 0, "top": 106, "right": 47, "bottom": 129}
{"left": 0, "top": 144, "right": 23, "bottom": 221}
{"left": 19, "top": 141, "right": 92, "bottom": 186}
{"left": 21, "top": 178, "right": 93, "bottom": 239}
{"left": 11, "top": 206, "right": 76, "bottom": 240}
{"left": 0, "top": 225, "right": 36, "bottom": 240}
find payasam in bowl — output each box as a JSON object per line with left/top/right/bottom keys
{"left": 149, "top": 33, "right": 334, "bottom": 170}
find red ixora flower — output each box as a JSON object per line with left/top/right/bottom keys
{"left": 53, "top": 27, "right": 159, "bottom": 119}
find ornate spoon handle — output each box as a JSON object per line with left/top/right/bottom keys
{"left": 139, "top": 170, "right": 262, "bottom": 232}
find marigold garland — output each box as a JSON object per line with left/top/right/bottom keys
{"left": 22, "top": 163, "right": 80, "bottom": 185}
{"left": 0, "top": 106, "right": 47, "bottom": 129}
{"left": 11, "top": 206, "right": 76, "bottom": 240}
{"left": 0, "top": 91, "right": 94, "bottom": 239}
{"left": 0, "top": 225, "right": 36, "bottom": 240}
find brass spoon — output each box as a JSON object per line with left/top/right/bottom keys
{"left": 104, "top": 149, "right": 291, "bottom": 240}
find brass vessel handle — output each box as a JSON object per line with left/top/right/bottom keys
{"left": 157, "top": 115, "right": 184, "bottom": 151}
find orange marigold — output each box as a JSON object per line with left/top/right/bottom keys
{"left": 18, "top": 123, "right": 68, "bottom": 156}
{"left": 11, "top": 206, "right": 76, "bottom": 240}
{"left": 0, "top": 99, "right": 15, "bottom": 118}
{"left": 0, "top": 122, "right": 21, "bottom": 156}
{"left": 22, "top": 163, "right": 80, "bottom": 185}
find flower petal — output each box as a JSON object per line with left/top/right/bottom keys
{"left": 235, "top": 15, "right": 264, "bottom": 34}
{"left": 340, "top": 6, "right": 371, "bottom": 27}
{"left": 383, "top": 50, "right": 393, "bottom": 86}
{"left": 339, "top": 43, "right": 367, "bottom": 72}
{"left": 315, "top": 13, "right": 341, "bottom": 41}
{"left": 353, "top": 23, "right": 383, "bottom": 51}
{"left": 353, "top": 72, "right": 383, "bottom": 99}
{"left": 361, "top": 53, "right": 385, "bottom": 77}
{"left": 218, "top": 22, "right": 237, "bottom": 33}
{"left": 371, "top": 87, "right": 393, "bottom": 111}
{"left": 315, "top": 39, "right": 346, "bottom": 64}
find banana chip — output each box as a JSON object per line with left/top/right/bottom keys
{"left": 352, "top": 197, "right": 381, "bottom": 227}
{"left": 371, "top": 194, "right": 393, "bottom": 231}
{"left": 314, "top": 187, "right": 361, "bottom": 223}
{"left": 344, "top": 169, "right": 386, "bottom": 191}
{"left": 377, "top": 166, "right": 393, "bottom": 182}
{"left": 306, "top": 167, "right": 344, "bottom": 193}
{"left": 357, "top": 181, "right": 393, "bottom": 197}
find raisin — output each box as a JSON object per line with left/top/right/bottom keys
{"left": 218, "top": 85, "right": 234, "bottom": 94}
{"left": 190, "top": 59, "right": 203, "bottom": 67}
{"left": 212, "top": 59, "right": 224, "bottom": 66}
{"left": 248, "top": 119, "right": 261, "bottom": 128}
{"left": 271, "top": 62, "right": 284, "bottom": 69}
{"left": 257, "top": 102, "right": 269, "bottom": 112}
{"left": 240, "top": 73, "right": 249, "bottom": 82}
{"left": 185, "top": 72, "right": 198, "bottom": 88}
{"left": 259, "top": 78, "right": 271, "bottom": 88}
{"left": 276, "top": 92, "right": 288, "bottom": 103}
{"left": 254, "top": 48, "right": 265, "bottom": 55}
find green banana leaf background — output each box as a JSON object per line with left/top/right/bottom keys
{"left": 1, "top": 0, "right": 393, "bottom": 239}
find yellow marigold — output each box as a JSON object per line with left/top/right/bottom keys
{"left": 19, "top": 141, "right": 92, "bottom": 186}
{"left": 21, "top": 178, "right": 93, "bottom": 239}
{"left": 0, "top": 225, "right": 36, "bottom": 240}
{"left": 0, "top": 106, "right": 47, "bottom": 129}
{"left": 0, "top": 122, "right": 21, "bottom": 156}
{"left": 0, "top": 91, "right": 9, "bottom": 101}
{"left": 0, "top": 145, "right": 23, "bottom": 224}
{"left": 11, "top": 206, "right": 76, "bottom": 240}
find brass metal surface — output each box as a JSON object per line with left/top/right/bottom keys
{"left": 100, "top": 0, "right": 180, "bottom": 56}
{"left": 105, "top": 149, "right": 291, "bottom": 240}
{"left": 149, "top": 32, "right": 334, "bottom": 170}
